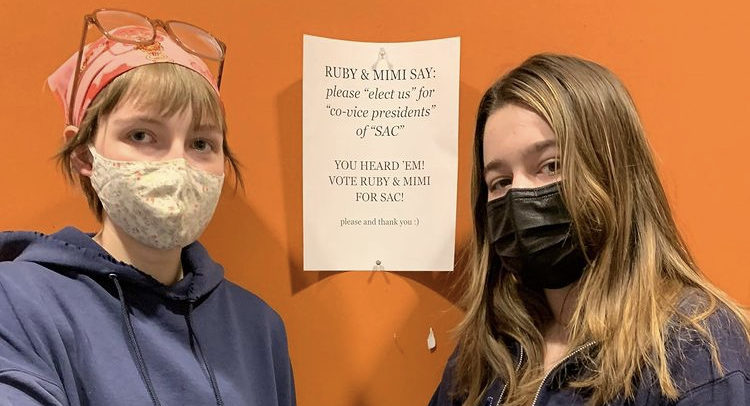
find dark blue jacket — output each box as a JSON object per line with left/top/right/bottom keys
{"left": 0, "top": 227, "right": 295, "bottom": 406}
{"left": 429, "top": 306, "right": 750, "bottom": 405}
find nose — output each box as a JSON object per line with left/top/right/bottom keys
{"left": 163, "top": 139, "right": 190, "bottom": 161}
{"left": 510, "top": 174, "right": 537, "bottom": 190}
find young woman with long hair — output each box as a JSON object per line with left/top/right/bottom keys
{"left": 430, "top": 54, "right": 750, "bottom": 406}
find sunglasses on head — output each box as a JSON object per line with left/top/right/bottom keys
{"left": 68, "top": 8, "right": 226, "bottom": 125}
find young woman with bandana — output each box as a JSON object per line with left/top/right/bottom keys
{"left": 429, "top": 54, "right": 750, "bottom": 405}
{"left": 0, "top": 9, "right": 295, "bottom": 406}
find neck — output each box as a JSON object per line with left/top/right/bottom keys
{"left": 542, "top": 283, "right": 580, "bottom": 342}
{"left": 93, "top": 217, "right": 183, "bottom": 285}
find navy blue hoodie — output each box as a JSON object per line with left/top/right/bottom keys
{"left": 429, "top": 305, "right": 750, "bottom": 405}
{"left": 0, "top": 227, "right": 295, "bottom": 406}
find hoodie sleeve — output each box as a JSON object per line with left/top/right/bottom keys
{"left": 0, "top": 265, "right": 69, "bottom": 405}
{"left": 0, "top": 370, "right": 68, "bottom": 405}
{"left": 272, "top": 315, "right": 296, "bottom": 406}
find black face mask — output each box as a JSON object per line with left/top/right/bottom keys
{"left": 486, "top": 182, "right": 586, "bottom": 289}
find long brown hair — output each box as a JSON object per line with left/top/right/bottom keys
{"left": 454, "top": 53, "right": 750, "bottom": 405}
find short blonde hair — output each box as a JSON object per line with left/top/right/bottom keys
{"left": 57, "top": 63, "right": 243, "bottom": 221}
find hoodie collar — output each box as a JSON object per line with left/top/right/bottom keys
{"left": 1, "top": 227, "right": 224, "bottom": 301}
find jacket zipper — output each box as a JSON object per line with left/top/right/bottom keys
{"left": 530, "top": 341, "right": 596, "bottom": 406}
{"left": 495, "top": 346, "right": 525, "bottom": 406}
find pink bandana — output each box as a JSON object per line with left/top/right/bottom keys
{"left": 48, "top": 26, "right": 219, "bottom": 127}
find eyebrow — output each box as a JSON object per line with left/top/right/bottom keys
{"left": 193, "top": 123, "right": 222, "bottom": 132}
{"left": 110, "top": 116, "right": 221, "bottom": 133}
{"left": 484, "top": 139, "right": 558, "bottom": 173}
{"left": 111, "top": 115, "right": 166, "bottom": 127}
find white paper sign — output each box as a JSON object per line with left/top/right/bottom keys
{"left": 303, "top": 35, "right": 459, "bottom": 271}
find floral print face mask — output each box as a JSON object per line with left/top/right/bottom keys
{"left": 88, "top": 145, "right": 225, "bottom": 250}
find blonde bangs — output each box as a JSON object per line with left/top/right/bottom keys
{"left": 118, "top": 63, "right": 225, "bottom": 133}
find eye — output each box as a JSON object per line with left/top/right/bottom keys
{"left": 128, "top": 130, "right": 155, "bottom": 143}
{"left": 488, "top": 177, "right": 512, "bottom": 193}
{"left": 540, "top": 159, "right": 561, "bottom": 176}
{"left": 191, "top": 138, "right": 217, "bottom": 153}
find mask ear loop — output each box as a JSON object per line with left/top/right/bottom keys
{"left": 87, "top": 144, "right": 100, "bottom": 158}
{"left": 87, "top": 144, "right": 115, "bottom": 168}
{"left": 67, "top": 142, "right": 95, "bottom": 179}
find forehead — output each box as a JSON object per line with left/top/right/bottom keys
{"left": 116, "top": 64, "right": 224, "bottom": 129}
{"left": 103, "top": 97, "right": 223, "bottom": 136}
{"left": 482, "top": 104, "right": 556, "bottom": 163}
{"left": 111, "top": 89, "right": 221, "bottom": 132}
{"left": 107, "top": 97, "right": 190, "bottom": 122}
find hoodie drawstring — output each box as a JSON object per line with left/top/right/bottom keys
{"left": 109, "top": 274, "right": 162, "bottom": 406}
{"left": 186, "top": 300, "right": 225, "bottom": 406}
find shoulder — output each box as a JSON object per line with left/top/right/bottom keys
{"left": 666, "top": 297, "right": 750, "bottom": 401}
{"left": 0, "top": 259, "right": 68, "bottom": 302}
{"left": 215, "top": 279, "right": 287, "bottom": 334}
{"left": 0, "top": 262, "right": 74, "bottom": 363}
{"left": 0, "top": 255, "right": 99, "bottom": 308}
{"left": 429, "top": 346, "right": 462, "bottom": 406}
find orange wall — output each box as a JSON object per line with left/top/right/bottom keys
{"left": 2, "top": 1, "right": 749, "bottom": 405}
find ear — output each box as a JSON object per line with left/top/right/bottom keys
{"left": 71, "top": 147, "right": 93, "bottom": 177}
{"left": 62, "top": 125, "right": 79, "bottom": 142}
{"left": 66, "top": 125, "right": 93, "bottom": 178}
